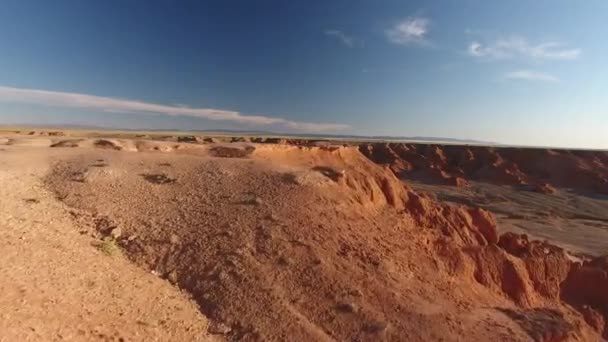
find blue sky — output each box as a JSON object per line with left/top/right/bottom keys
{"left": 0, "top": 0, "right": 606, "bottom": 148}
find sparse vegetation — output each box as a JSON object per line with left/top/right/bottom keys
{"left": 98, "top": 237, "right": 121, "bottom": 256}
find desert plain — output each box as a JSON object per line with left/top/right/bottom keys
{"left": 1, "top": 128, "right": 608, "bottom": 341}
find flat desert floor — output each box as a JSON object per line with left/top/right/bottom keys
{"left": 1, "top": 130, "right": 608, "bottom": 341}
{"left": 408, "top": 180, "right": 608, "bottom": 257}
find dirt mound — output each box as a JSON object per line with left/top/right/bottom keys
{"left": 43, "top": 131, "right": 65, "bottom": 136}
{"left": 91, "top": 139, "right": 139, "bottom": 152}
{"left": 203, "top": 137, "right": 220, "bottom": 143}
{"left": 210, "top": 144, "right": 256, "bottom": 158}
{"left": 93, "top": 139, "right": 123, "bottom": 150}
{"left": 254, "top": 145, "right": 409, "bottom": 210}
{"left": 360, "top": 143, "right": 608, "bottom": 194}
{"left": 50, "top": 139, "right": 83, "bottom": 148}
{"left": 177, "top": 135, "right": 205, "bottom": 143}
{"left": 5, "top": 138, "right": 53, "bottom": 147}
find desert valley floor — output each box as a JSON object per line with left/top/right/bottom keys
{"left": 1, "top": 130, "right": 608, "bottom": 341}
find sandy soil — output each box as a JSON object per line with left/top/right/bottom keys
{"left": 0, "top": 145, "right": 217, "bottom": 341}
{"left": 2, "top": 131, "right": 608, "bottom": 341}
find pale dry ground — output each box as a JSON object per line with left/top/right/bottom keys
{"left": 0, "top": 145, "right": 218, "bottom": 342}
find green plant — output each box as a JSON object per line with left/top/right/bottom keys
{"left": 99, "top": 237, "right": 120, "bottom": 256}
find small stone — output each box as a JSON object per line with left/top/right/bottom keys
{"left": 336, "top": 302, "right": 358, "bottom": 313}
{"left": 217, "top": 271, "right": 230, "bottom": 283}
{"left": 266, "top": 213, "right": 279, "bottom": 221}
{"left": 169, "top": 234, "right": 180, "bottom": 244}
{"left": 208, "top": 321, "right": 232, "bottom": 335}
{"left": 243, "top": 195, "right": 263, "bottom": 205}
{"left": 364, "top": 321, "right": 389, "bottom": 334}
{"left": 127, "top": 234, "right": 138, "bottom": 242}
{"left": 167, "top": 270, "right": 178, "bottom": 284}
{"left": 277, "top": 256, "right": 291, "bottom": 266}
{"left": 110, "top": 227, "right": 122, "bottom": 239}
{"left": 349, "top": 288, "right": 363, "bottom": 297}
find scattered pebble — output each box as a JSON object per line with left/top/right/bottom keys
{"left": 277, "top": 256, "right": 292, "bottom": 266}
{"left": 348, "top": 288, "right": 363, "bottom": 297}
{"left": 364, "top": 321, "right": 389, "bottom": 334}
{"left": 265, "top": 213, "right": 279, "bottom": 221}
{"left": 167, "top": 270, "right": 178, "bottom": 284}
{"left": 336, "top": 302, "right": 358, "bottom": 313}
{"left": 110, "top": 227, "right": 122, "bottom": 239}
{"left": 208, "top": 321, "right": 232, "bottom": 335}
{"left": 169, "top": 234, "right": 180, "bottom": 244}
{"left": 217, "top": 271, "right": 230, "bottom": 283}
{"left": 141, "top": 173, "right": 176, "bottom": 184}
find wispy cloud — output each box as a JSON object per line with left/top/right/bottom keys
{"left": 504, "top": 70, "right": 560, "bottom": 82}
{"left": 324, "top": 30, "right": 357, "bottom": 47}
{"left": 386, "top": 17, "right": 430, "bottom": 45}
{"left": 468, "top": 37, "right": 581, "bottom": 60}
{"left": 0, "top": 86, "right": 350, "bottom": 132}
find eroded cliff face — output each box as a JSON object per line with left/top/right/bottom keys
{"left": 351, "top": 144, "right": 608, "bottom": 338}
{"left": 407, "top": 195, "right": 608, "bottom": 338}
{"left": 276, "top": 143, "right": 608, "bottom": 338}
{"left": 359, "top": 143, "right": 608, "bottom": 193}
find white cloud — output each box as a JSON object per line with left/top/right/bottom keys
{"left": 386, "top": 17, "right": 429, "bottom": 45}
{"left": 0, "top": 86, "right": 350, "bottom": 132}
{"left": 504, "top": 70, "right": 560, "bottom": 82}
{"left": 468, "top": 37, "right": 581, "bottom": 60}
{"left": 325, "top": 30, "right": 357, "bottom": 47}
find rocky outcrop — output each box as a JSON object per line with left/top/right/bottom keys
{"left": 210, "top": 144, "right": 256, "bottom": 158}
{"left": 353, "top": 144, "right": 608, "bottom": 337}
{"left": 561, "top": 256, "right": 608, "bottom": 338}
{"left": 359, "top": 143, "right": 608, "bottom": 194}
{"left": 404, "top": 190, "right": 498, "bottom": 246}
{"left": 177, "top": 136, "right": 203, "bottom": 143}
